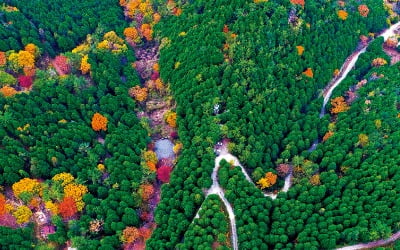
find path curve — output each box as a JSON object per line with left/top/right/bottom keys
{"left": 321, "top": 21, "right": 400, "bottom": 116}
{"left": 191, "top": 21, "right": 400, "bottom": 250}
{"left": 318, "top": 21, "right": 400, "bottom": 249}
{"left": 336, "top": 231, "right": 400, "bottom": 250}
{"left": 192, "top": 151, "right": 293, "bottom": 250}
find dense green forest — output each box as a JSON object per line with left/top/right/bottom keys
{"left": 148, "top": 0, "right": 393, "bottom": 248}
{"left": 0, "top": 0, "right": 400, "bottom": 249}
{"left": 0, "top": 0, "right": 125, "bottom": 55}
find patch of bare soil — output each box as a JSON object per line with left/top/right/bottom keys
{"left": 383, "top": 46, "right": 400, "bottom": 65}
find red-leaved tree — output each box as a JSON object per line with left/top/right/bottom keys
{"left": 59, "top": 196, "right": 77, "bottom": 219}
{"left": 54, "top": 55, "right": 71, "bottom": 74}
{"left": 157, "top": 166, "right": 172, "bottom": 183}
{"left": 18, "top": 75, "right": 33, "bottom": 88}
{"left": 0, "top": 213, "right": 17, "bottom": 228}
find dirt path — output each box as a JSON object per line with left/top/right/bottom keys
{"left": 191, "top": 149, "right": 294, "bottom": 250}
{"left": 319, "top": 21, "right": 400, "bottom": 249}
{"left": 336, "top": 231, "right": 400, "bottom": 250}
{"left": 321, "top": 21, "right": 400, "bottom": 117}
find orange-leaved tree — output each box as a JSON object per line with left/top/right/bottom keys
{"left": 257, "top": 172, "right": 277, "bottom": 189}
{"left": 91, "top": 113, "right": 108, "bottom": 131}
{"left": 59, "top": 196, "right": 77, "bottom": 219}
{"left": 302, "top": 68, "right": 313, "bottom": 78}
{"left": 0, "top": 86, "right": 17, "bottom": 97}
{"left": 122, "top": 226, "right": 140, "bottom": 243}
{"left": 139, "top": 184, "right": 154, "bottom": 201}
{"left": 24, "top": 43, "right": 38, "bottom": 57}
{"left": 310, "top": 174, "right": 321, "bottom": 186}
{"left": 17, "top": 50, "right": 35, "bottom": 69}
{"left": 0, "top": 194, "right": 6, "bottom": 215}
{"left": 358, "top": 5, "right": 369, "bottom": 17}
{"left": 330, "top": 96, "right": 350, "bottom": 114}
{"left": 337, "top": 10, "right": 348, "bottom": 20}
{"left": 371, "top": 58, "right": 387, "bottom": 67}
{"left": 80, "top": 55, "right": 91, "bottom": 74}
{"left": 322, "top": 131, "right": 334, "bottom": 142}
{"left": 164, "top": 111, "right": 177, "bottom": 128}
{"left": 140, "top": 23, "right": 153, "bottom": 41}
{"left": 129, "top": 85, "right": 148, "bottom": 102}
{"left": 296, "top": 45, "right": 305, "bottom": 56}
{"left": 386, "top": 37, "right": 398, "bottom": 48}
{"left": 290, "top": 0, "right": 305, "bottom": 7}
{"left": 63, "top": 183, "right": 88, "bottom": 211}
{"left": 124, "top": 27, "right": 140, "bottom": 42}
{"left": 0, "top": 51, "right": 6, "bottom": 66}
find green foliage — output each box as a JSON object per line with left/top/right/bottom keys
{"left": 0, "top": 0, "right": 126, "bottom": 55}
{"left": 148, "top": 0, "right": 395, "bottom": 249}
{"left": 0, "top": 225, "right": 34, "bottom": 249}
{"left": 0, "top": 71, "right": 17, "bottom": 86}
{"left": 179, "top": 194, "right": 231, "bottom": 249}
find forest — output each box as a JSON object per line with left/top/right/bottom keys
{"left": 0, "top": 0, "right": 400, "bottom": 249}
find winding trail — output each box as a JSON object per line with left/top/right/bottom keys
{"left": 193, "top": 147, "right": 293, "bottom": 250}
{"left": 321, "top": 21, "right": 400, "bottom": 116}
{"left": 318, "top": 21, "right": 400, "bottom": 249}
{"left": 191, "top": 21, "right": 400, "bottom": 250}
{"left": 336, "top": 231, "right": 400, "bottom": 250}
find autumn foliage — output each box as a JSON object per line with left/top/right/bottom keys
{"left": 296, "top": 45, "right": 304, "bottom": 56}
{"left": 358, "top": 133, "right": 369, "bottom": 147}
{"left": 371, "top": 58, "right": 388, "bottom": 67}
{"left": 290, "top": 0, "right": 305, "bottom": 7}
{"left": 139, "top": 184, "right": 154, "bottom": 201}
{"left": 257, "top": 172, "right": 277, "bottom": 189}
{"left": 0, "top": 52, "right": 6, "bottom": 66}
{"left": 91, "top": 113, "right": 108, "bottom": 131}
{"left": 141, "top": 23, "right": 153, "bottom": 41}
{"left": 333, "top": 68, "right": 340, "bottom": 77}
{"left": 302, "top": 68, "right": 313, "bottom": 78}
{"left": 385, "top": 37, "right": 398, "bottom": 48}
{"left": 310, "top": 174, "right": 321, "bottom": 186}
{"left": 122, "top": 226, "right": 140, "bottom": 243}
{"left": 139, "top": 227, "right": 152, "bottom": 240}
{"left": 13, "top": 205, "right": 32, "bottom": 224}
{"left": 323, "top": 131, "right": 334, "bottom": 142}
{"left": 24, "top": 43, "right": 38, "bottom": 57}
{"left": 80, "top": 55, "right": 91, "bottom": 74}
{"left": 129, "top": 85, "right": 148, "bottom": 102}
{"left": 157, "top": 166, "right": 172, "bottom": 183}
{"left": 0, "top": 85, "right": 17, "bottom": 97}
{"left": 358, "top": 5, "right": 369, "bottom": 17}
{"left": 0, "top": 194, "right": 6, "bottom": 215}
{"left": 59, "top": 196, "right": 77, "bottom": 219}
{"left": 337, "top": 10, "right": 348, "bottom": 20}
{"left": 45, "top": 201, "right": 59, "bottom": 215}
{"left": 330, "top": 96, "right": 350, "bottom": 114}
{"left": 64, "top": 183, "right": 88, "bottom": 211}
{"left": 124, "top": 27, "right": 140, "bottom": 43}
{"left": 143, "top": 150, "right": 158, "bottom": 164}
{"left": 164, "top": 111, "right": 177, "bottom": 128}
{"left": 12, "top": 178, "right": 42, "bottom": 199}
{"left": 17, "top": 50, "right": 35, "bottom": 69}
{"left": 276, "top": 164, "right": 290, "bottom": 177}
{"left": 52, "top": 172, "right": 74, "bottom": 186}
{"left": 54, "top": 55, "right": 71, "bottom": 74}
{"left": 18, "top": 75, "right": 33, "bottom": 88}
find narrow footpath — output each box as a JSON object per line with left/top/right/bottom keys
{"left": 190, "top": 21, "right": 400, "bottom": 250}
